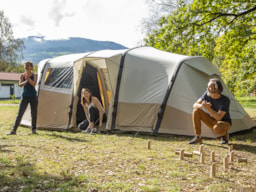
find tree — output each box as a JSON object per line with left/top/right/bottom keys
{"left": 143, "top": 0, "right": 256, "bottom": 96}
{"left": 141, "top": 0, "right": 181, "bottom": 34}
{"left": 0, "top": 10, "right": 24, "bottom": 72}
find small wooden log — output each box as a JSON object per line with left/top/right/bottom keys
{"left": 230, "top": 150, "right": 235, "bottom": 162}
{"left": 229, "top": 144, "right": 233, "bottom": 153}
{"left": 175, "top": 148, "right": 184, "bottom": 155}
{"left": 199, "top": 144, "right": 204, "bottom": 153}
{"left": 184, "top": 152, "right": 193, "bottom": 157}
{"left": 175, "top": 151, "right": 193, "bottom": 157}
{"left": 193, "top": 151, "right": 201, "bottom": 155}
{"left": 147, "top": 140, "right": 151, "bottom": 149}
{"left": 223, "top": 155, "right": 229, "bottom": 172}
{"left": 211, "top": 150, "right": 215, "bottom": 162}
{"left": 175, "top": 148, "right": 183, "bottom": 151}
{"left": 179, "top": 149, "right": 184, "bottom": 160}
{"left": 210, "top": 163, "right": 216, "bottom": 178}
{"left": 200, "top": 151, "right": 205, "bottom": 164}
{"left": 237, "top": 158, "right": 247, "bottom": 163}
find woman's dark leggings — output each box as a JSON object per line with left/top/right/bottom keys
{"left": 13, "top": 96, "right": 38, "bottom": 132}
{"left": 78, "top": 106, "right": 106, "bottom": 130}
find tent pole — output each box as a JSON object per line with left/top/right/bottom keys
{"left": 111, "top": 53, "right": 127, "bottom": 130}
{"left": 153, "top": 60, "right": 187, "bottom": 134}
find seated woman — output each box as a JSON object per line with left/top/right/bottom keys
{"left": 78, "top": 88, "right": 107, "bottom": 133}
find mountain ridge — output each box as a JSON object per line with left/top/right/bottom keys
{"left": 21, "top": 36, "right": 128, "bottom": 64}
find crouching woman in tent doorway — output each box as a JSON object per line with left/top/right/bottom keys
{"left": 78, "top": 88, "right": 107, "bottom": 133}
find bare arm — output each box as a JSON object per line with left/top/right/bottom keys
{"left": 93, "top": 97, "right": 104, "bottom": 126}
{"left": 204, "top": 104, "right": 226, "bottom": 121}
{"left": 19, "top": 73, "right": 37, "bottom": 87}
{"left": 27, "top": 73, "right": 37, "bottom": 87}
{"left": 193, "top": 99, "right": 226, "bottom": 121}
{"left": 81, "top": 103, "right": 89, "bottom": 121}
{"left": 193, "top": 98, "right": 203, "bottom": 109}
{"left": 19, "top": 73, "right": 28, "bottom": 87}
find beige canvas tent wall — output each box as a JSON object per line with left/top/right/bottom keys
{"left": 21, "top": 46, "right": 255, "bottom": 138}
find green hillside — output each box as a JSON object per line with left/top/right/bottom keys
{"left": 21, "top": 36, "right": 127, "bottom": 64}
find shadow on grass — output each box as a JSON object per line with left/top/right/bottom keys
{"left": 232, "top": 143, "right": 256, "bottom": 154}
{"left": 0, "top": 159, "right": 91, "bottom": 191}
{"left": 230, "top": 127, "right": 256, "bottom": 142}
{"left": 45, "top": 133, "right": 88, "bottom": 143}
{"left": 110, "top": 130, "right": 190, "bottom": 143}
{"left": 0, "top": 144, "right": 15, "bottom": 153}
{"left": 110, "top": 129, "right": 256, "bottom": 154}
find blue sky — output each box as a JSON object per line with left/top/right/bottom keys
{"left": 1, "top": 0, "right": 150, "bottom": 48}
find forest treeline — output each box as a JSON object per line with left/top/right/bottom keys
{"left": 142, "top": 0, "right": 256, "bottom": 96}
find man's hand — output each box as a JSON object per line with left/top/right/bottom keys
{"left": 202, "top": 100, "right": 212, "bottom": 109}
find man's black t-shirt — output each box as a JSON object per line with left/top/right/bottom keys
{"left": 200, "top": 91, "right": 232, "bottom": 125}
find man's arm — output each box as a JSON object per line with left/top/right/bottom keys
{"left": 203, "top": 101, "right": 226, "bottom": 121}
{"left": 193, "top": 99, "right": 203, "bottom": 109}
{"left": 193, "top": 98, "right": 226, "bottom": 121}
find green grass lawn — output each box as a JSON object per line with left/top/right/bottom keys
{"left": 236, "top": 96, "right": 256, "bottom": 108}
{"left": 0, "top": 99, "right": 20, "bottom": 104}
{"left": 235, "top": 97, "right": 256, "bottom": 120}
{"left": 1, "top": 100, "right": 256, "bottom": 191}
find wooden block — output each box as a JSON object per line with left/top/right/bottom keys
{"left": 229, "top": 144, "right": 233, "bottom": 153}
{"left": 179, "top": 149, "right": 184, "bottom": 160}
{"left": 175, "top": 151, "right": 193, "bottom": 157}
{"left": 237, "top": 158, "right": 247, "bottom": 163}
{"left": 175, "top": 148, "right": 183, "bottom": 151}
{"left": 210, "top": 163, "right": 216, "bottom": 178}
{"left": 193, "top": 151, "right": 201, "bottom": 155}
{"left": 230, "top": 151, "right": 235, "bottom": 162}
{"left": 199, "top": 144, "right": 204, "bottom": 153}
{"left": 223, "top": 155, "right": 228, "bottom": 172}
{"left": 147, "top": 140, "right": 151, "bottom": 149}
{"left": 175, "top": 148, "right": 184, "bottom": 155}
{"left": 184, "top": 152, "right": 193, "bottom": 157}
{"left": 200, "top": 152, "right": 205, "bottom": 163}
{"left": 211, "top": 150, "right": 215, "bottom": 162}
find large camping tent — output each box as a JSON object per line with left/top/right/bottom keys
{"left": 21, "top": 46, "right": 255, "bottom": 138}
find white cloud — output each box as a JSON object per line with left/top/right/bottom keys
{"left": 1, "top": 0, "right": 150, "bottom": 48}
{"left": 20, "top": 15, "right": 34, "bottom": 26}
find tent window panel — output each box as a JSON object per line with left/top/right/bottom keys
{"left": 44, "top": 67, "right": 73, "bottom": 89}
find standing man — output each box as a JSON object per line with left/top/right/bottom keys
{"left": 7, "top": 61, "right": 38, "bottom": 135}
{"left": 189, "top": 78, "right": 231, "bottom": 144}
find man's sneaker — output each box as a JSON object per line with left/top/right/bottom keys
{"left": 7, "top": 130, "right": 16, "bottom": 135}
{"left": 221, "top": 134, "right": 229, "bottom": 144}
{"left": 188, "top": 136, "right": 202, "bottom": 144}
{"left": 31, "top": 130, "right": 37, "bottom": 135}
